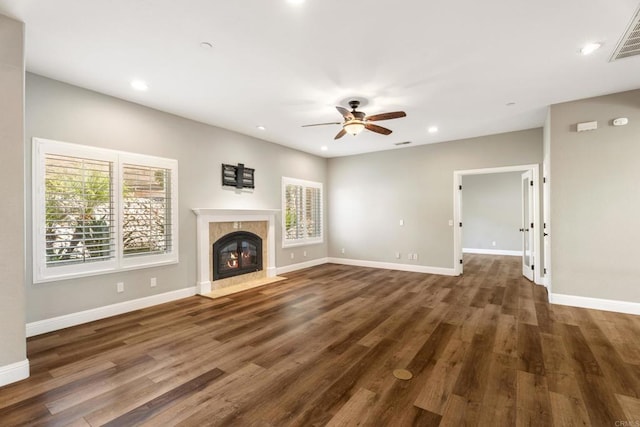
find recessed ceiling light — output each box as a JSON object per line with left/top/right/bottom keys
{"left": 321, "top": 146, "right": 328, "bottom": 151}
{"left": 200, "top": 41, "right": 213, "bottom": 49}
{"left": 130, "top": 80, "right": 148, "bottom": 91}
{"left": 256, "top": 125, "right": 266, "bottom": 131}
{"left": 580, "top": 42, "right": 602, "bottom": 55}
{"left": 428, "top": 126, "right": 438, "bottom": 133}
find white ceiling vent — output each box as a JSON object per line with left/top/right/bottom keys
{"left": 611, "top": 5, "right": 640, "bottom": 61}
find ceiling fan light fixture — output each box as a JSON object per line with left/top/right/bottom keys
{"left": 344, "top": 121, "right": 365, "bottom": 136}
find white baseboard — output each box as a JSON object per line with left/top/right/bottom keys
{"left": 327, "top": 257, "right": 456, "bottom": 276}
{"left": 0, "top": 359, "right": 29, "bottom": 387}
{"left": 550, "top": 293, "right": 640, "bottom": 315}
{"left": 276, "top": 257, "right": 330, "bottom": 275}
{"left": 26, "top": 287, "right": 197, "bottom": 337}
{"left": 463, "top": 248, "right": 522, "bottom": 256}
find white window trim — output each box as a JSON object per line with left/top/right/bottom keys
{"left": 281, "top": 176, "right": 323, "bottom": 248}
{"left": 32, "top": 137, "right": 179, "bottom": 283}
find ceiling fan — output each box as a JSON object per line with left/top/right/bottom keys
{"left": 303, "top": 100, "right": 406, "bottom": 140}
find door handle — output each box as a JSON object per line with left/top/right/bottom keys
{"left": 519, "top": 228, "right": 524, "bottom": 232}
{"left": 544, "top": 233, "right": 548, "bottom": 237}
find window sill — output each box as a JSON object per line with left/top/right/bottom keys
{"left": 34, "top": 256, "right": 179, "bottom": 284}
{"left": 282, "top": 239, "right": 324, "bottom": 249}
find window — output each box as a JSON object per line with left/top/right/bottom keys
{"left": 122, "top": 164, "right": 173, "bottom": 257}
{"left": 282, "top": 177, "right": 323, "bottom": 247}
{"left": 33, "top": 138, "right": 178, "bottom": 283}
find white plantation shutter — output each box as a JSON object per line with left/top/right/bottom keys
{"left": 34, "top": 138, "right": 178, "bottom": 283}
{"left": 122, "top": 164, "right": 172, "bottom": 256}
{"left": 285, "top": 184, "right": 304, "bottom": 241}
{"left": 44, "top": 153, "right": 115, "bottom": 266}
{"left": 305, "top": 186, "right": 321, "bottom": 239}
{"left": 282, "top": 177, "right": 323, "bottom": 246}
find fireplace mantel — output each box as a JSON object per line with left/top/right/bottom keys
{"left": 193, "top": 208, "right": 279, "bottom": 294}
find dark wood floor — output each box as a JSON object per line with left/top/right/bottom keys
{"left": 1, "top": 255, "right": 640, "bottom": 426}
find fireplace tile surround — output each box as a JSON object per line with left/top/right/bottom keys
{"left": 193, "top": 208, "right": 278, "bottom": 294}
{"left": 210, "top": 222, "right": 266, "bottom": 285}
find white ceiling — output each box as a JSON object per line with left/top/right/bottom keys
{"left": 1, "top": 0, "right": 639, "bottom": 158}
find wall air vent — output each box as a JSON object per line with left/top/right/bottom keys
{"left": 611, "top": 5, "right": 640, "bottom": 61}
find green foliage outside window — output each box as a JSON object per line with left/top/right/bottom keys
{"left": 45, "top": 157, "right": 113, "bottom": 265}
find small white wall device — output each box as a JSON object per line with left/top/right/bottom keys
{"left": 613, "top": 117, "right": 629, "bottom": 126}
{"left": 577, "top": 121, "right": 598, "bottom": 132}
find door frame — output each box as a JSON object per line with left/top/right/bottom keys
{"left": 453, "top": 164, "right": 542, "bottom": 285}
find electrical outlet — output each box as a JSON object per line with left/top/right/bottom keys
{"left": 408, "top": 253, "right": 412, "bottom": 260}
{"left": 290, "top": 252, "right": 295, "bottom": 260}
{"left": 150, "top": 277, "right": 157, "bottom": 288}
{"left": 117, "top": 282, "right": 124, "bottom": 293}
{"left": 399, "top": 219, "right": 404, "bottom": 226}
{"left": 414, "top": 253, "right": 419, "bottom": 260}
{"left": 341, "top": 248, "right": 345, "bottom": 254}
{"left": 492, "top": 241, "right": 497, "bottom": 247}
{"left": 303, "top": 250, "right": 307, "bottom": 257}
{"left": 396, "top": 252, "right": 401, "bottom": 259}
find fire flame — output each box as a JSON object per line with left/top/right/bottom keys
{"left": 226, "top": 252, "right": 238, "bottom": 268}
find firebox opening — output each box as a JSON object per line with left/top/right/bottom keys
{"left": 213, "top": 231, "right": 263, "bottom": 280}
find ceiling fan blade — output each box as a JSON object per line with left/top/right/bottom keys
{"left": 336, "top": 106, "right": 354, "bottom": 120}
{"left": 334, "top": 128, "right": 347, "bottom": 140}
{"left": 365, "top": 123, "right": 393, "bottom": 135}
{"left": 302, "top": 122, "right": 341, "bottom": 127}
{"left": 365, "top": 111, "right": 407, "bottom": 121}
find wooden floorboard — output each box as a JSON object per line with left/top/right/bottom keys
{"left": 1, "top": 254, "right": 639, "bottom": 426}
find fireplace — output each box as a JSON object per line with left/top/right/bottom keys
{"left": 193, "top": 208, "right": 277, "bottom": 294}
{"left": 213, "top": 231, "right": 263, "bottom": 280}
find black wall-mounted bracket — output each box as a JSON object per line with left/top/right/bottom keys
{"left": 222, "top": 163, "right": 255, "bottom": 189}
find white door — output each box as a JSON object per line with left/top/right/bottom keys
{"left": 521, "top": 171, "right": 534, "bottom": 281}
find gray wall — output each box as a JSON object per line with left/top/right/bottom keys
{"left": 327, "top": 128, "right": 542, "bottom": 268}
{"left": 0, "top": 15, "right": 27, "bottom": 368}
{"left": 550, "top": 89, "right": 640, "bottom": 302}
{"left": 462, "top": 172, "right": 521, "bottom": 252}
{"left": 25, "top": 73, "right": 328, "bottom": 322}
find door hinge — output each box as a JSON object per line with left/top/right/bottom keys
{"left": 531, "top": 264, "right": 534, "bottom": 271}
{"left": 459, "top": 222, "right": 463, "bottom": 227}
{"left": 459, "top": 185, "right": 462, "bottom": 190}
{"left": 543, "top": 177, "right": 547, "bottom": 183}
{"left": 460, "top": 259, "right": 463, "bottom": 265}
{"left": 530, "top": 180, "right": 533, "bottom": 186}
{"left": 530, "top": 222, "right": 534, "bottom": 229}
{"left": 544, "top": 268, "right": 547, "bottom": 274}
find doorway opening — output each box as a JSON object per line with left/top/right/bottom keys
{"left": 453, "top": 164, "right": 544, "bottom": 286}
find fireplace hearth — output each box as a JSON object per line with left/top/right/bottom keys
{"left": 213, "top": 231, "right": 263, "bottom": 280}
